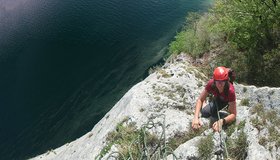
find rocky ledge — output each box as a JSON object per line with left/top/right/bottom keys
{"left": 31, "top": 54, "right": 280, "bottom": 160}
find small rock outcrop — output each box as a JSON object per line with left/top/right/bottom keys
{"left": 31, "top": 54, "right": 280, "bottom": 160}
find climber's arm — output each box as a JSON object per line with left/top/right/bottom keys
{"left": 224, "top": 101, "right": 236, "bottom": 124}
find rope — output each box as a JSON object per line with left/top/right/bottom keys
{"left": 105, "top": 114, "right": 178, "bottom": 160}
{"left": 214, "top": 99, "right": 229, "bottom": 159}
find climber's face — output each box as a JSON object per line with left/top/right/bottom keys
{"left": 215, "top": 80, "right": 226, "bottom": 92}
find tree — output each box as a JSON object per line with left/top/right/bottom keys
{"left": 210, "top": 0, "right": 280, "bottom": 86}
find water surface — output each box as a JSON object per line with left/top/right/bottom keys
{"left": 0, "top": 0, "right": 211, "bottom": 159}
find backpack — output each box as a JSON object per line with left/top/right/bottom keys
{"left": 228, "top": 68, "right": 236, "bottom": 84}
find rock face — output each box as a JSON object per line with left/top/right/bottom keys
{"left": 31, "top": 54, "right": 280, "bottom": 160}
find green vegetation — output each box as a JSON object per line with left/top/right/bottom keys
{"left": 269, "top": 90, "right": 275, "bottom": 95}
{"left": 223, "top": 120, "right": 248, "bottom": 159}
{"left": 198, "top": 134, "right": 214, "bottom": 160}
{"left": 157, "top": 69, "right": 172, "bottom": 78}
{"left": 168, "top": 0, "right": 280, "bottom": 87}
{"left": 250, "top": 103, "right": 264, "bottom": 115}
{"left": 168, "top": 125, "right": 208, "bottom": 150}
{"left": 148, "top": 65, "right": 161, "bottom": 75}
{"left": 97, "top": 118, "right": 138, "bottom": 159}
{"left": 240, "top": 98, "right": 250, "bottom": 106}
{"left": 268, "top": 126, "right": 280, "bottom": 148}
{"left": 237, "top": 120, "right": 246, "bottom": 131}
{"left": 154, "top": 96, "right": 161, "bottom": 101}
{"left": 101, "top": 122, "right": 143, "bottom": 159}
{"left": 250, "top": 104, "right": 267, "bottom": 131}
{"left": 227, "top": 130, "right": 248, "bottom": 160}
{"left": 249, "top": 103, "right": 280, "bottom": 149}
{"left": 251, "top": 116, "right": 266, "bottom": 131}
{"left": 259, "top": 136, "right": 268, "bottom": 146}
{"left": 169, "top": 12, "right": 211, "bottom": 58}
{"left": 173, "top": 105, "right": 186, "bottom": 111}
{"left": 225, "top": 122, "right": 236, "bottom": 137}
{"left": 96, "top": 117, "right": 177, "bottom": 160}
{"left": 197, "top": 81, "right": 203, "bottom": 87}
{"left": 224, "top": 120, "right": 246, "bottom": 137}
{"left": 194, "top": 120, "right": 248, "bottom": 160}
{"left": 139, "top": 108, "right": 145, "bottom": 112}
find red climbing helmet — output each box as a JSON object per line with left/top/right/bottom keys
{"left": 213, "top": 66, "right": 228, "bottom": 81}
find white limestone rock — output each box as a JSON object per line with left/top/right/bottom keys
{"left": 167, "top": 136, "right": 203, "bottom": 160}
{"left": 30, "top": 54, "right": 280, "bottom": 160}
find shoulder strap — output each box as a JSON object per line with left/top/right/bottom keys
{"left": 228, "top": 68, "right": 236, "bottom": 84}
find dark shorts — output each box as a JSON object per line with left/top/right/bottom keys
{"left": 201, "top": 99, "right": 229, "bottom": 118}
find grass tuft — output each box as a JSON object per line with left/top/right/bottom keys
{"left": 97, "top": 117, "right": 178, "bottom": 160}
{"left": 168, "top": 125, "right": 208, "bottom": 150}
{"left": 157, "top": 69, "right": 172, "bottom": 78}
{"left": 227, "top": 130, "right": 248, "bottom": 160}
{"left": 240, "top": 98, "right": 249, "bottom": 106}
{"left": 250, "top": 103, "right": 264, "bottom": 115}
{"left": 198, "top": 134, "right": 214, "bottom": 160}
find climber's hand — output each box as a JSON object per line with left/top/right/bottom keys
{"left": 212, "top": 119, "right": 223, "bottom": 132}
{"left": 192, "top": 118, "right": 202, "bottom": 130}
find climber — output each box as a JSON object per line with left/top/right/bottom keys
{"left": 191, "top": 66, "right": 236, "bottom": 132}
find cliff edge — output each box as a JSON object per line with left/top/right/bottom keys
{"left": 31, "top": 54, "right": 280, "bottom": 160}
